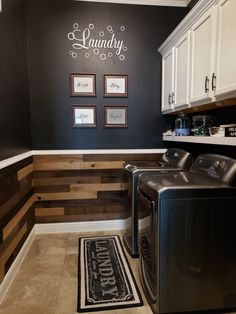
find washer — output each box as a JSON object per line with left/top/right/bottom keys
{"left": 138, "top": 154, "right": 236, "bottom": 314}
{"left": 123, "top": 148, "right": 192, "bottom": 257}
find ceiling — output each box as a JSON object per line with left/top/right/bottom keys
{"left": 74, "top": 0, "right": 192, "bottom": 7}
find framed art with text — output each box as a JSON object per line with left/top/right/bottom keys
{"left": 71, "top": 105, "right": 97, "bottom": 128}
{"left": 104, "top": 74, "right": 128, "bottom": 97}
{"left": 70, "top": 73, "right": 96, "bottom": 96}
{"left": 104, "top": 106, "right": 128, "bottom": 128}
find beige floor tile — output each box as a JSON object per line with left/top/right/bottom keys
{"left": 0, "top": 304, "right": 56, "bottom": 314}
{"left": 55, "top": 254, "right": 78, "bottom": 313}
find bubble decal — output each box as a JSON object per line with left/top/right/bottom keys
{"left": 93, "top": 48, "right": 99, "bottom": 55}
{"left": 100, "top": 54, "right": 106, "bottom": 60}
{"left": 73, "top": 23, "right": 79, "bottom": 29}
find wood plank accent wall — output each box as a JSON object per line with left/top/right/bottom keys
{"left": 0, "top": 157, "right": 34, "bottom": 283}
{"left": 0, "top": 152, "right": 163, "bottom": 283}
{"left": 33, "top": 153, "right": 163, "bottom": 223}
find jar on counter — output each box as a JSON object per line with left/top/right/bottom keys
{"left": 192, "top": 115, "right": 215, "bottom": 136}
{"left": 175, "top": 112, "right": 190, "bottom": 136}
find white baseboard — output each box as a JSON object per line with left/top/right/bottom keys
{"left": 34, "top": 219, "right": 128, "bottom": 234}
{"left": 0, "top": 227, "right": 36, "bottom": 304}
{"left": 0, "top": 219, "right": 129, "bottom": 304}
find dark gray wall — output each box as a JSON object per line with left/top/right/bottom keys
{"left": 26, "top": 0, "right": 187, "bottom": 149}
{"left": 0, "top": 0, "right": 31, "bottom": 161}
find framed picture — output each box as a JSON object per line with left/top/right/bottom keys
{"left": 70, "top": 73, "right": 96, "bottom": 96}
{"left": 104, "top": 74, "right": 128, "bottom": 97}
{"left": 104, "top": 106, "right": 128, "bottom": 128}
{"left": 71, "top": 105, "right": 97, "bottom": 128}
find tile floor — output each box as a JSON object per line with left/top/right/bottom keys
{"left": 0, "top": 231, "right": 153, "bottom": 314}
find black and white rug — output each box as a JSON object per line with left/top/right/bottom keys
{"left": 78, "top": 235, "right": 143, "bottom": 312}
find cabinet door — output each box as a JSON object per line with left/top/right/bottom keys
{"left": 162, "top": 48, "right": 175, "bottom": 112}
{"left": 189, "top": 8, "right": 215, "bottom": 105}
{"left": 174, "top": 31, "right": 190, "bottom": 109}
{"left": 214, "top": 0, "right": 236, "bottom": 98}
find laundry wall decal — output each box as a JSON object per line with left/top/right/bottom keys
{"left": 67, "top": 23, "right": 128, "bottom": 61}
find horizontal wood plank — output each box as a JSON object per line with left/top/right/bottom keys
{"left": 2, "top": 195, "right": 36, "bottom": 241}
{"left": 34, "top": 185, "right": 70, "bottom": 193}
{"left": 33, "top": 161, "right": 124, "bottom": 171}
{"left": 33, "top": 155, "right": 84, "bottom": 163}
{"left": 17, "top": 164, "right": 34, "bottom": 181}
{"left": 70, "top": 182, "right": 128, "bottom": 192}
{"left": 32, "top": 176, "right": 101, "bottom": 186}
{"left": 0, "top": 177, "right": 33, "bottom": 220}
{"left": 35, "top": 191, "right": 97, "bottom": 201}
{"left": 35, "top": 207, "right": 65, "bottom": 217}
{"left": 83, "top": 154, "right": 163, "bottom": 162}
{"left": 0, "top": 223, "right": 27, "bottom": 283}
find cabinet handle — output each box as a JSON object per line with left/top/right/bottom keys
{"left": 168, "top": 94, "right": 172, "bottom": 105}
{"left": 171, "top": 92, "right": 175, "bottom": 104}
{"left": 212, "top": 73, "right": 216, "bottom": 91}
{"left": 205, "top": 76, "right": 209, "bottom": 93}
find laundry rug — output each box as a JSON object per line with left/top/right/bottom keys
{"left": 78, "top": 235, "right": 143, "bottom": 312}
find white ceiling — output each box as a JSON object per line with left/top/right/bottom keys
{"left": 74, "top": 0, "right": 192, "bottom": 7}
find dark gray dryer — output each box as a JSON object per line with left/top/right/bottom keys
{"left": 123, "top": 148, "right": 192, "bottom": 257}
{"left": 138, "top": 154, "right": 236, "bottom": 314}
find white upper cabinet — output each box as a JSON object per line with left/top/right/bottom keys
{"left": 214, "top": 0, "right": 236, "bottom": 99}
{"left": 158, "top": 0, "right": 236, "bottom": 114}
{"left": 162, "top": 48, "right": 175, "bottom": 112}
{"left": 161, "top": 33, "right": 190, "bottom": 113}
{"left": 174, "top": 31, "right": 190, "bottom": 109}
{"left": 189, "top": 7, "right": 215, "bottom": 105}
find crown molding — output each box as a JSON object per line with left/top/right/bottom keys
{"left": 74, "top": 0, "right": 190, "bottom": 7}
{"left": 158, "top": 0, "right": 217, "bottom": 54}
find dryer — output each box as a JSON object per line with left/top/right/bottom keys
{"left": 138, "top": 154, "right": 236, "bottom": 314}
{"left": 123, "top": 148, "right": 192, "bottom": 257}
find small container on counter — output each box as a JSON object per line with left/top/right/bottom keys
{"left": 192, "top": 115, "right": 215, "bottom": 136}
{"left": 175, "top": 112, "right": 190, "bottom": 136}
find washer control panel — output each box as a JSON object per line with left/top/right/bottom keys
{"left": 191, "top": 154, "right": 236, "bottom": 186}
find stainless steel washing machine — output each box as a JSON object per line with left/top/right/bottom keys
{"left": 123, "top": 148, "right": 192, "bottom": 257}
{"left": 138, "top": 154, "right": 236, "bottom": 314}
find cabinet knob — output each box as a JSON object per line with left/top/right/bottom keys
{"left": 205, "top": 76, "right": 209, "bottom": 93}
{"left": 212, "top": 73, "right": 216, "bottom": 90}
